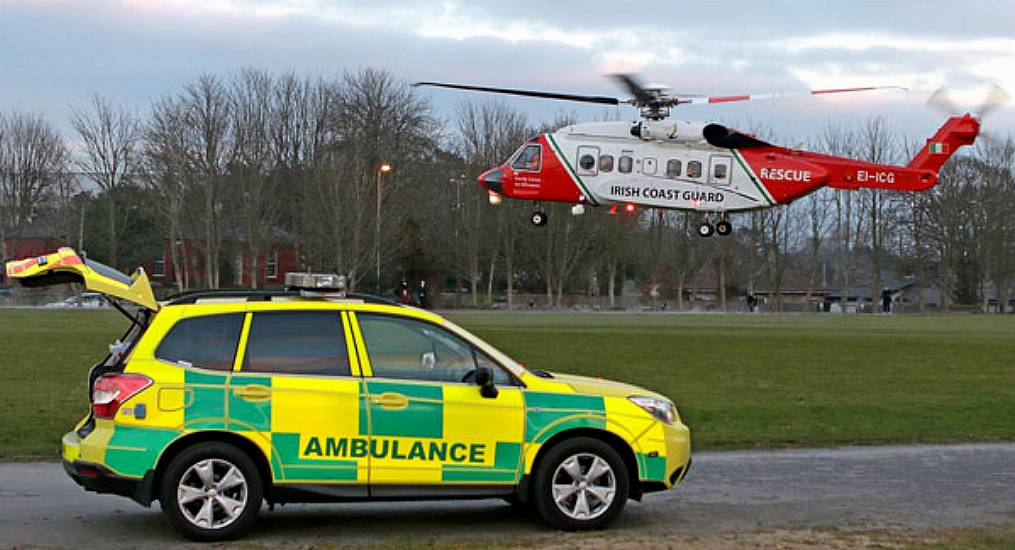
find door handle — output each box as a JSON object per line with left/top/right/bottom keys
{"left": 370, "top": 392, "right": 409, "bottom": 410}
{"left": 233, "top": 384, "right": 271, "bottom": 401}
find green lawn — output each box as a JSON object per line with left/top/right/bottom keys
{"left": 1, "top": 309, "right": 1014, "bottom": 460}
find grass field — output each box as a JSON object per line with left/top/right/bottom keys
{"left": 1, "top": 309, "right": 1014, "bottom": 459}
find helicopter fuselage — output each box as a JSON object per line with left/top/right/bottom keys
{"left": 479, "top": 117, "right": 978, "bottom": 218}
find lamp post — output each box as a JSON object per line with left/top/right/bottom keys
{"left": 376, "top": 163, "right": 392, "bottom": 294}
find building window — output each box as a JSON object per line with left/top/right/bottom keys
{"left": 266, "top": 251, "right": 278, "bottom": 279}
{"left": 153, "top": 254, "right": 166, "bottom": 278}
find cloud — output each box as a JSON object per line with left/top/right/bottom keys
{"left": 1, "top": 0, "right": 1013, "bottom": 143}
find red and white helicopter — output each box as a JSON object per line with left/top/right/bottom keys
{"left": 416, "top": 76, "right": 1001, "bottom": 237}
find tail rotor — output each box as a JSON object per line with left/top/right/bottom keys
{"left": 927, "top": 84, "right": 1009, "bottom": 144}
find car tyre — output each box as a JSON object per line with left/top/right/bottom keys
{"left": 158, "top": 442, "right": 262, "bottom": 542}
{"left": 532, "top": 437, "right": 628, "bottom": 531}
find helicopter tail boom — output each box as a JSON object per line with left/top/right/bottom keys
{"left": 906, "top": 114, "right": 980, "bottom": 174}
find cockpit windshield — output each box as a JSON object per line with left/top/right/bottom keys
{"left": 510, "top": 144, "right": 541, "bottom": 172}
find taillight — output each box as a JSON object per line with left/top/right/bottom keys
{"left": 92, "top": 374, "right": 152, "bottom": 419}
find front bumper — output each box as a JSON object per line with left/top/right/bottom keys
{"left": 63, "top": 460, "right": 155, "bottom": 506}
{"left": 640, "top": 420, "right": 691, "bottom": 495}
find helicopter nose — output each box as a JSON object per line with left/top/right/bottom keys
{"left": 478, "top": 167, "right": 504, "bottom": 194}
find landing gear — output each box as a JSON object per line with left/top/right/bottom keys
{"left": 531, "top": 209, "right": 548, "bottom": 226}
{"left": 698, "top": 213, "right": 731, "bottom": 238}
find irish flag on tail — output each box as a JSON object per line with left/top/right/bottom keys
{"left": 929, "top": 142, "right": 950, "bottom": 154}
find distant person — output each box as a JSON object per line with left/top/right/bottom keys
{"left": 399, "top": 279, "right": 412, "bottom": 305}
{"left": 746, "top": 293, "right": 758, "bottom": 313}
{"left": 881, "top": 289, "right": 892, "bottom": 314}
{"left": 417, "top": 280, "right": 428, "bottom": 309}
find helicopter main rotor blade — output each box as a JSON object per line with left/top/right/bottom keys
{"left": 608, "top": 74, "right": 654, "bottom": 103}
{"left": 412, "top": 81, "right": 622, "bottom": 106}
{"left": 677, "top": 85, "right": 907, "bottom": 105}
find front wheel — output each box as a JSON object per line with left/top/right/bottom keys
{"left": 158, "top": 442, "right": 263, "bottom": 541}
{"left": 532, "top": 437, "right": 629, "bottom": 531}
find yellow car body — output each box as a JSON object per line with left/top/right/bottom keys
{"left": 7, "top": 248, "right": 691, "bottom": 538}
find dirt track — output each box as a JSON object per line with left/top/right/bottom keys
{"left": 3, "top": 443, "right": 1014, "bottom": 548}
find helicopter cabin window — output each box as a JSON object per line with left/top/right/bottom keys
{"left": 599, "top": 155, "right": 614, "bottom": 172}
{"left": 511, "top": 144, "right": 541, "bottom": 172}
{"left": 618, "top": 155, "right": 633, "bottom": 174}
{"left": 576, "top": 145, "right": 599, "bottom": 176}
{"left": 713, "top": 163, "right": 728, "bottom": 180}
{"left": 687, "top": 160, "right": 702, "bottom": 179}
{"left": 666, "top": 159, "right": 682, "bottom": 178}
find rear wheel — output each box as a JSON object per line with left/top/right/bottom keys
{"left": 532, "top": 437, "right": 629, "bottom": 531}
{"left": 158, "top": 442, "right": 262, "bottom": 541}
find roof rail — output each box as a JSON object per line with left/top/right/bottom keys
{"left": 164, "top": 289, "right": 401, "bottom": 307}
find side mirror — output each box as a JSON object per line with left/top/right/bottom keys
{"left": 474, "top": 366, "right": 499, "bottom": 398}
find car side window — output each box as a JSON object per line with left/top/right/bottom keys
{"left": 242, "top": 312, "right": 350, "bottom": 376}
{"left": 475, "top": 349, "right": 513, "bottom": 385}
{"left": 156, "top": 314, "right": 244, "bottom": 371}
{"left": 358, "top": 315, "right": 487, "bottom": 384}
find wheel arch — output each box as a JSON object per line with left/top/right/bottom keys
{"left": 150, "top": 431, "right": 274, "bottom": 503}
{"left": 523, "top": 427, "right": 643, "bottom": 502}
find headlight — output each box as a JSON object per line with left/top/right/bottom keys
{"left": 629, "top": 396, "right": 676, "bottom": 424}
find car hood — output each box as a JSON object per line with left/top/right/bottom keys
{"left": 548, "top": 372, "right": 667, "bottom": 400}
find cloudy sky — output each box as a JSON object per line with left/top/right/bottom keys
{"left": 2, "top": 0, "right": 1013, "bottom": 145}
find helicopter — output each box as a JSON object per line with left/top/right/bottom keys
{"left": 414, "top": 75, "right": 1004, "bottom": 237}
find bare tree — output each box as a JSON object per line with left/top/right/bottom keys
{"left": 0, "top": 112, "right": 67, "bottom": 262}
{"left": 454, "top": 101, "right": 530, "bottom": 306}
{"left": 71, "top": 95, "right": 140, "bottom": 269}
{"left": 182, "top": 75, "right": 232, "bottom": 289}
{"left": 145, "top": 96, "right": 193, "bottom": 291}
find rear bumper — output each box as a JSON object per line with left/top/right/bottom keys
{"left": 63, "top": 460, "right": 155, "bottom": 506}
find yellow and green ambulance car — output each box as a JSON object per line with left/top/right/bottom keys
{"left": 5, "top": 248, "right": 691, "bottom": 541}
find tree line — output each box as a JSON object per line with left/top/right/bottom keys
{"left": 0, "top": 67, "right": 1012, "bottom": 311}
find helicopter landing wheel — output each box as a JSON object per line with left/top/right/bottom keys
{"left": 716, "top": 220, "right": 732, "bottom": 236}
{"left": 697, "top": 221, "right": 715, "bottom": 238}
{"left": 531, "top": 210, "right": 548, "bottom": 226}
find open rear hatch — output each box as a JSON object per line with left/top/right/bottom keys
{"left": 5, "top": 248, "right": 159, "bottom": 432}
{"left": 4, "top": 247, "right": 159, "bottom": 312}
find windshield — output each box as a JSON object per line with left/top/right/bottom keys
{"left": 510, "top": 144, "right": 541, "bottom": 172}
